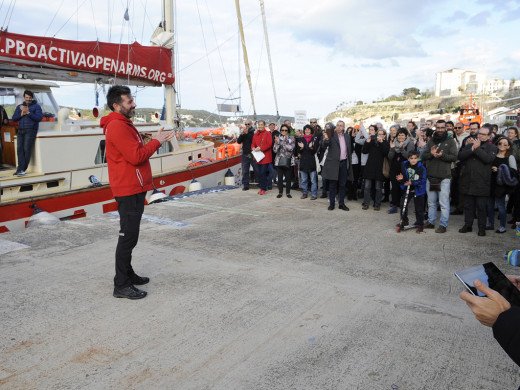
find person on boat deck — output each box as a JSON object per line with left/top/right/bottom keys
{"left": 0, "top": 105, "right": 9, "bottom": 166}
{"left": 237, "top": 119, "right": 257, "bottom": 191}
{"left": 11, "top": 90, "right": 42, "bottom": 176}
{"left": 101, "top": 85, "right": 174, "bottom": 300}
{"left": 251, "top": 120, "right": 273, "bottom": 195}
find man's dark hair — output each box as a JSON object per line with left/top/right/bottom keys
{"left": 469, "top": 121, "right": 480, "bottom": 129}
{"left": 446, "top": 120, "right": 454, "bottom": 126}
{"left": 107, "top": 85, "right": 132, "bottom": 112}
{"left": 23, "top": 90, "right": 34, "bottom": 98}
{"left": 481, "top": 123, "right": 493, "bottom": 135}
{"left": 436, "top": 119, "right": 446, "bottom": 126}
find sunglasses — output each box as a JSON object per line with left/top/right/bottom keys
{"left": 245, "top": 123, "right": 252, "bottom": 125}
{"left": 280, "top": 129, "right": 288, "bottom": 132}
{"left": 455, "top": 126, "right": 463, "bottom": 129}
{"left": 310, "top": 121, "right": 317, "bottom": 124}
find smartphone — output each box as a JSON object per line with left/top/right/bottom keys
{"left": 455, "top": 262, "right": 520, "bottom": 306}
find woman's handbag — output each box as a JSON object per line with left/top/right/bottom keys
{"left": 278, "top": 156, "right": 291, "bottom": 167}
{"left": 382, "top": 157, "right": 390, "bottom": 179}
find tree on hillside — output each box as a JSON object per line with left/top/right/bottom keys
{"left": 356, "top": 100, "right": 364, "bottom": 106}
{"left": 402, "top": 87, "right": 420, "bottom": 98}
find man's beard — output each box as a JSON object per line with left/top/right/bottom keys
{"left": 121, "top": 107, "right": 135, "bottom": 119}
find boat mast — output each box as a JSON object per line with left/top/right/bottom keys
{"left": 259, "top": 0, "right": 279, "bottom": 122}
{"left": 164, "top": 0, "right": 177, "bottom": 127}
{"left": 235, "top": 0, "right": 257, "bottom": 121}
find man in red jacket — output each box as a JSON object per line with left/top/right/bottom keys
{"left": 101, "top": 85, "right": 174, "bottom": 300}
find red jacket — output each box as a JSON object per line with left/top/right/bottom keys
{"left": 252, "top": 129, "right": 273, "bottom": 164}
{"left": 100, "top": 112, "right": 161, "bottom": 197}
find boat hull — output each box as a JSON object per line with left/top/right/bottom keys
{"left": 0, "top": 156, "right": 242, "bottom": 233}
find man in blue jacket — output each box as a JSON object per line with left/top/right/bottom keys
{"left": 12, "top": 90, "right": 43, "bottom": 176}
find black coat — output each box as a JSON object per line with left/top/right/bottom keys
{"left": 458, "top": 141, "right": 497, "bottom": 196}
{"left": 237, "top": 128, "right": 255, "bottom": 155}
{"left": 295, "top": 136, "right": 319, "bottom": 173}
{"left": 321, "top": 131, "right": 354, "bottom": 181}
{"left": 362, "top": 138, "right": 390, "bottom": 181}
{"left": 493, "top": 307, "right": 520, "bottom": 367}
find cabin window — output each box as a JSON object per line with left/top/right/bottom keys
{"left": 46, "top": 181, "right": 60, "bottom": 188}
{"left": 156, "top": 141, "right": 173, "bottom": 155}
{"left": 33, "top": 92, "right": 58, "bottom": 119}
{"left": 20, "top": 185, "right": 33, "bottom": 192}
{"left": 94, "top": 140, "right": 107, "bottom": 164}
{"left": 0, "top": 89, "right": 16, "bottom": 118}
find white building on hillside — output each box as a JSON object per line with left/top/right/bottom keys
{"left": 434, "top": 68, "right": 517, "bottom": 97}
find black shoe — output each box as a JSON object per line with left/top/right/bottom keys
{"left": 276, "top": 193, "right": 282, "bottom": 198}
{"left": 459, "top": 225, "right": 473, "bottom": 233}
{"left": 242, "top": 187, "right": 249, "bottom": 191}
{"left": 113, "top": 285, "right": 147, "bottom": 299}
{"left": 485, "top": 226, "right": 494, "bottom": 231}
{"left": 130, "top": 274, "right": 150, "bottom": 285}
{"left": 338, "top": 204, "right": 349, "bottom": 211}
{"left": 478, "top": 229, "right": 486, "bottom": 237}
{"left": 267, "top": 186, "right": 272, "bottom": 190}
{"left": 328, "top": 204, "right": 335, "bottom": 211}
{"left": 320, "top": 193, "right": 328, "bottom": 199}
{"left": 286, "top": 193, "right": 292, "bottom": 198}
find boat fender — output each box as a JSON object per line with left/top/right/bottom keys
{"left": 188, "top": 179, "right": 202, "bottom": 192}
{"left": 224, "top": 169, "right": 235, "bottom": 186}
{"left": 56, "top": 107, "right": 70, "bottom": 127}
{"left": 149, "top": 188, "right": 168, "bottom": 204}
{"left": 26, "top": 205, "right": 60, "bottom": 228}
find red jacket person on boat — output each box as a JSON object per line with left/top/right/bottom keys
{"left": 101, "top": 85, "right": 174, "bottom": 300}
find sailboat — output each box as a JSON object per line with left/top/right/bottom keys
{"left": 0, "top": 3, "right": 244, "bottom": 233}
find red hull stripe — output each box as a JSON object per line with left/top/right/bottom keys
{"left": 0, "top": 156, "right": 240, "bottom": 223}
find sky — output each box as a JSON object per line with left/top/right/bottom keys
{"left": 2, "top": 0, "right": 519, "bottom": 120}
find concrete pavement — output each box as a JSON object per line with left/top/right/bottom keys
{"left": 0, "top": 187, "right": 519, "bottom": 389}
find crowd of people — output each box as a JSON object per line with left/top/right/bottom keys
{"left": 237, "top": 117, "right": 520, "bottom": 236}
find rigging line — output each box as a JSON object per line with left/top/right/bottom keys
{"left": 44, "top": 0, "right": 66, "bottom": 36}
{"left": 259, "top": 0, "right": 279, "bottom": 119}
{"left": 139, "top": 0, "right": 147, "bottom": 43}
{"left": 2, "top": 0, "right": 15, "bottom": 30}
{"left": 1, "top": 0, "right": 11, "bottom": 29}
{"left": 176, "top": 13, "right": 261, "bottom": 75}
{"left": 89, "top": 0, "right": 99, "bottom": 39}
{"left": 195, "top": 0, "right": 219, "bottom": 109}
{"left": 52, "top": 0, "right": 89, "bottom": 37}
{"left": 203, "top": 0, "right": 232, "bottom": 95}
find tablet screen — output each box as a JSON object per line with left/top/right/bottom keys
{"left": 455, "top": 262, "right": 520, "bottom": 306}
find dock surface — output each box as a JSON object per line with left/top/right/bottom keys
{"left": 1, "top": 188, "right": 519, "bottom": 389}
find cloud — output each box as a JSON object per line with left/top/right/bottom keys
{"left": 271, "top": 0, "right": 441, "bottom": 59}
{"left": 468, "top": 11, "right": 489, "bottom": 25}
{"left": 446, "top": 10, "right": 469, "bottom": 22}
{"left": 419, "top": 25, "right": 459, "bottom": 38}
{"left": 501, "top": 7, "right": 520, "bottom": 22}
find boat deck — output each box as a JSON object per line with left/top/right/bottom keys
{"left": 0, "top": 188, "right": 518, "bottom": 389}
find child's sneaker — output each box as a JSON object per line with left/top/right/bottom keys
{"left": 416, "top": 225, "right": 424, "bottom": 234}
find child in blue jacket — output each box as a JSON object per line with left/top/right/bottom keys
{"left": 396, "top": 151, "right": 427, "bottom": 233}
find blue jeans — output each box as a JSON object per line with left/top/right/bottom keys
{"left": 487, "top": 196, "right": 506, "bottom": 229}
{"left": 267, "top": 163, "right": 275, "bottom": 188}
{"left": 16, "top": 127, "right": 38, "bottom": 172}
{"left": 257, "top": 163, "right": 269, "bottom": 191}
{"left": 427, "top": 178, "right": 451, "bottom": 227}
{"left": 363, "top": 179, "right": 382, "bottom": 207}
{"left": 300, "top": 170, "right": 317, "bottom": 197}
{"left": 241, "top": 154, "right": 257, "bottom": 189}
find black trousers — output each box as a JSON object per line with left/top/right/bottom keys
{"left": 114, "top": 192, "right": 146, "bottom": 288}
{"left": 276, "top": 165, "right": 293, "bottom": 194}
{"left": 464, "top": 194, "right": 488, "bottom": 230}
{"left": 390, "top": 177, "right": 402, "bottom": 207}
{"left": 400, "top": 190, "right": 425, "bottom": 226}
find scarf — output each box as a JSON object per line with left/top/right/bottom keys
{"left": 432, "top": 131, "right": 448, "bottom": 144}
{"left": 303, "top": 134, "right": 313, "bottom": 143}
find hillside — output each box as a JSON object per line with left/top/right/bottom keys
{"left": 325, "top": 92, "right": 520, "bottom": 124}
